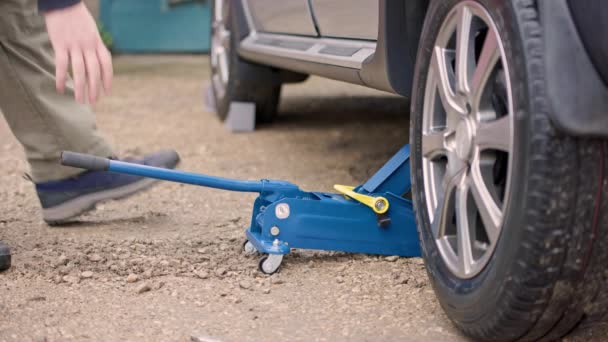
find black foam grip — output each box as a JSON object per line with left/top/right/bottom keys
{"left": 60, "top": 151, "right": 110, "bottom": 171}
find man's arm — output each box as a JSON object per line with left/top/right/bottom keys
{"left": 40, "top": 0, "right": 113, "bottom": 104}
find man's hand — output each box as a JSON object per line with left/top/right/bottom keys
{"left": 44, "top": 2, "right": 112, "bottom": 104}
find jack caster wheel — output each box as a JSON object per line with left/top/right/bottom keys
{"left": 242, "top": 240, "right": 258, "bottom": 256}
{"left": 258, "top": 254, "right": 283, "bottom": 275}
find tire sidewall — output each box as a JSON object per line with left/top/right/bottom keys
{"left": 410, "top": 0, "right": 535, "bottom": 322}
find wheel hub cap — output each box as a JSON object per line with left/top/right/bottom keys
{"left": 455, "top": 119, "right": 474, "bottom": 161}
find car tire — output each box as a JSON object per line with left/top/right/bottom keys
{"left": 410, "top": 0, "right": 608, "bottom": 340}
{"left": 210, "top": 0, "right": 282, "bottom": 124}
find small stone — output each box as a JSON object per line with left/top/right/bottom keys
{"left": 80, "top": 271, "right": 94, "bottom": 279}
{"left": 215, "top": 268, "right": 227, "bottom": 277}
{"left": 142, "top": 270, "right": 152, "bottom": 279}
{"left": 88, "top": 254, "right": 102, "bottom": 262}
{"left": 136, "top": 283, "right": 151, "bottom": 294}
{"left": 126, "top": 274, "right": 139, "bottom": 283}
{"left": 53, "top": 275, "right": 62, "bottom": 284}
{"left": 191, "top": 335, "right": 222, "bottom": 342}
{"left": 197, "top": 248, "right": 207, "bottom": 254}
{"left": 62, "top": 275, "right": 80, "bottom": 284}
{"left": 262, "top": 288, "right": 271, "bottom": 294}
{"left": 154, "top": 281, "right": 165, "bottom": 290}
{"left": 351, "top": 286, "right": 361, "bottom": 293}
{"left": 336, "top": 276, "right": 344, "bottom": 284}
{"left": 384, "top": 256, "right": 399, "bottom": 262}
{"left": 56, "top": 254, "right": 69, "bottom": 266}
{"left": 196, "top": 271, "right": 209, "bottom": 279}
{"left": 271, "top": 278, "right": 284, "bottom": 285}
{"left": 239, "top": 281, "right": 252, "bottom": 290}
{"left": 394, "top": 278, "right": 408, "bottom": 285}
{"left": 233, "top": 297, "right": 242, "bottom": 304}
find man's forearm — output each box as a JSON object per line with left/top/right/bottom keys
{"left": 38, "top": 0, "right": 81, "bottom": 12}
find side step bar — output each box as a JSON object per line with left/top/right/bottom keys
{"left": 239, "top": 32, "right": 376, "bottom": 70}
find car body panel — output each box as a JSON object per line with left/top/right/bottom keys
{"left": 310, "top": 0, "right": 378, "bottom": 40}
{"left": 246, "top": 0, "right": 317, "bottom": 36}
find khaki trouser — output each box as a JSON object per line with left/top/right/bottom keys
{"left": 0, "top": 0, "right": 113, "bottom": 183}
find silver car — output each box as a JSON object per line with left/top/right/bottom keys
{"left": 209, "top": 1, "right": 608, "bottom": 340}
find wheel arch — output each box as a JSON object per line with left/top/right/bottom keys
{"left": 539, "top": 0, "right": 608, "bottom": 137}
{"left": 359, "top": 0, "right": 430, "bottom": 97}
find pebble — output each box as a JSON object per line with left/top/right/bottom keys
{"left": 215, "top": 268, "right": 227, "bottom": 277}
{"left": 263, "top": 289, "right": 271, "bottom": 294}
{"left": 336, "top": 276, "right": 344, "bottom": 284}
{"left": 239, "top": 281, "right": 252, "bottom": 290}
{"left": 271, "top": 278, "right": 284, "bottom": 285}
{"left": 80, "top": 271, "right": 94, "bottom": 279}
{"left": 88, "top": 254, "right": 102, "bottom": 262}
{"left": 384, "top": 256, "right": 399, "bottom": 262}
{"left": 394, "top": 278, "right": 408, "bottom": 285}
{"left": 196, "top": 271, "right": 209, "bottom": 279}
{"left": 191, "top": 335, "right": 222, "bottom": 342}
{"left": 137, "top": 283, "right": 151, "bottom": 294}
{"left": 127, "top": 274, "right": 139, "bottom": 283}
{"left": 56, "top": 254, "right": 69, "bottom": 267}
{"left": 62, "top": 275, "right": 80, "bottom": 285}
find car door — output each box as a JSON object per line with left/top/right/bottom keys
{"left": 246, "top": 0, "right": 318, "bottom": 36}
{"left": 310, "top": 0, "right": 378, "bottom": 40}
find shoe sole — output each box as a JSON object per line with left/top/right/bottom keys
{"left": 43, "top": 177, "right": 158, "bottom": 225}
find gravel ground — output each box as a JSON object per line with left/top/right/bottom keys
{"left": 0, "top": 56, "right": 605, "bottom": 341}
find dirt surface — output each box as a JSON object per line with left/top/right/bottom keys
{"left": 0, "top": 56, "right": 605, "bottom": 341}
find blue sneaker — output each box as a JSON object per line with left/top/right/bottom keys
{"left": 36, "top": 150, "right": 180, "bottom": 224}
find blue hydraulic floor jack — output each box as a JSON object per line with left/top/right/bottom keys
{"left": 61, "top": 145, "right": 421, "bottom": 274}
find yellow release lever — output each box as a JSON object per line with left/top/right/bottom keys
{"left": 333, "top": 185, "right": 390, "bottom": 214}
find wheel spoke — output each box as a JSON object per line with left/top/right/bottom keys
{"left": 422, "top": 131, "right": 448, "bottom": 159}
{"left": 475, "top": 115, "right": 511, "bottom": 152}
{"left": 220, "top": 30, "right": 231, "bottom": 50}
{"left": 211, "top": 73, "right": 225, "bottom": 99}
{"left": 431, "top": 47, "right": 465, "bottom": 115}
{"left": 455, "top": 180, "right": 474, "bottom": 275}
{"left": 430, "top": 169, "right": 466, "bottom": 238}
{"left": 469, "top": 158, "right": 502, "bottom": 244}
{"left": 471, "top": 25, "right": 500, "bottom": 105}
{"left": 455, "top": 6, "right": 474, "bottom": 94}
{"left": 214, "top": 0, "right": 223, "bottom": 21}
{"left": 218, "top": 49, "right": 229, "bottom": 84}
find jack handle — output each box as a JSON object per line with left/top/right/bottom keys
{"left": 60, "top": 151, "right": 301, "bottom": 194}
{"left": 61, "top": 151, "right": 110, "bottom": 171}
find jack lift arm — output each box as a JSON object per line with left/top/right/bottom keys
{"left": 60, "top": 145, "right": 420, "bottom": 274}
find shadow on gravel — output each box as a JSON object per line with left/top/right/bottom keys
{"left": 276, "top": 95, "right": 410, "bottom": 127}
{"left": 49, "top": 213, "right": 168, "bottom": 228}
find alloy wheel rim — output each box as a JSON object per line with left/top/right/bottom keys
{"left": 211, "top": 0, "right": 231, "bottom": 99}
{"left": 421, "top": 1, "right": 514, "bottom": 279}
